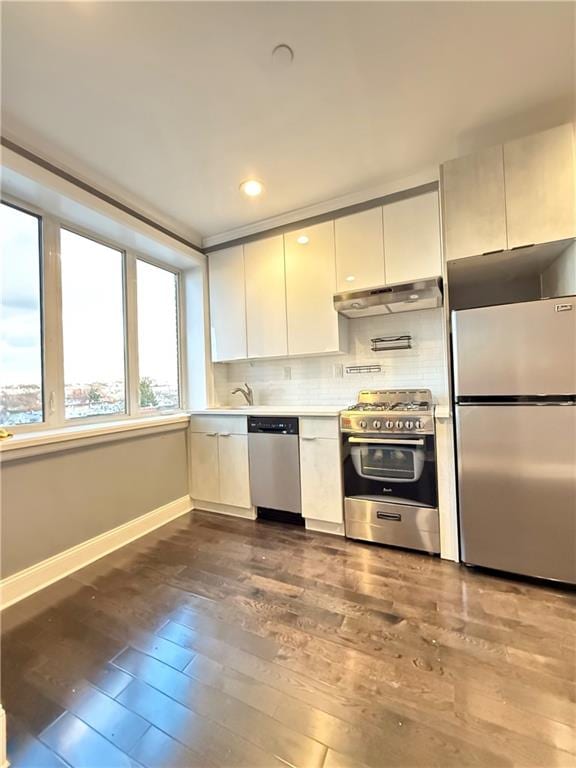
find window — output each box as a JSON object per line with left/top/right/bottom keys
{"left": 60, "top": 229, "right": 126, "bottom": 419}
{"left": 0, "top": 197, "right": 185, "bottom": 432}
{"left": 0, "top": 202, "right": 43, "bottom": 425}
{"left": 137, "top": 260, "right": 180, "bottom": 410}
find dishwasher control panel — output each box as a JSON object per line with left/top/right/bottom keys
{"left": 248, "top": 416, "right": 299, "bottom": 435}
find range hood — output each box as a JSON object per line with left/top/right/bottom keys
{"left": 333, "top": 277, "right": 443, "bottom": 318}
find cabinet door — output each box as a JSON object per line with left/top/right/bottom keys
{"left": 218, "top": 434, "right": 251, "bottom": 508}
{"left": 284, "top": 221, "right": 341, "bottom": 356}
{"left": 300, "top": 437, "right": 343, "bottom": 523}
{"left": 189, "top": 432, "right": 220, "bottom": 503}
{"left": 208, "top": 245, "right": 247, "bottom": 361}
{"left": 504, "top": 123, "right": 576, "bottom": 249}
{"left": 441, "top": 146, "right": 507, "bottom": 261}
{"left": 244, "top": 235, "right": 288, "bottom": 358}
{"left": 334, "top": 208, "right": 385, "bottom": 292}
{"left": 383, "top": 191, "right": 442, "bottom": 283}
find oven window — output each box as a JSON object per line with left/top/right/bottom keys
{"left": 358, "top": 446, "right": 415, "bottom": 479}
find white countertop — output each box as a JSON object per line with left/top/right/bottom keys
{"left": 189, "top": 405, "right": 344, "bottom": 417}
{"left": 190, "top": 404, "right": 451, "bottom": 418}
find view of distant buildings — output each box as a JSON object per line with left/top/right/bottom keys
{"left": 0, "top": 379, "right": 179, "bottom": 425}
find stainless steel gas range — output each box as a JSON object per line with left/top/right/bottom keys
{"left": 340, "top": 389, "right": 439, "bottom": 554}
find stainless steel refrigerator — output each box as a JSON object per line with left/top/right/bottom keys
{"left": 453, "top": 296, "right": 576, "bottom": 584}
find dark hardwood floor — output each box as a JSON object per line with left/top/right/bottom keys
{"left": 2, "top": 510, "right": 575, "bottom": 767}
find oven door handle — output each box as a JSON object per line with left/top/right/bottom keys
{"left": 348, "top": 437, "right": 425, "bottom": 446}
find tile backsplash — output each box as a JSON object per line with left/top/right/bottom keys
{"left": 214, "top": 308, "right": 449, "bottom": 407}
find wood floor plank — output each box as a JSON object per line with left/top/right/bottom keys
{"left": 117, "top": 677, "right": 289, "bottom": 767}
{"left": 40, "top": 711, "right": 143, "bottom": 768}
{"left": 3, "top": 509, "right": 575, "bottom": 768}
{"left": 6, "top": 716, "right": 70, "bottom": 768}
{"left": 129, "top": 725, "right": 216, "bottom": 768}
{"left": 113, "top": 647, "right": 328, "bottom": 768}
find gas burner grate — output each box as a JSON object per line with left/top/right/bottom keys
{"left": 347, "top": 403, "right": 391, "bottom": 412}
{"left": 389, "top": 401, "right": 430, "bottom": 411}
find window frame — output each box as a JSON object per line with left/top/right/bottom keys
{"left": 1, "top": 194, "right": 186, "bottom": 434}
{"left": 59, "top": 223, "right": 129, "bottom": 426}
{"left": 134, "top": 254, "right": 183, "bottom": 415}
{"left": 1, "top": 196, "right": 48, "bottom": 430}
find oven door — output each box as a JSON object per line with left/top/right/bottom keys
{"left": 349, "top": 436, "right": 425, "bottom": 482}
{"left": 343, "top": 434, "right": 437, "bottom": 508}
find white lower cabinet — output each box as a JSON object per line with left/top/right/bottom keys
{"left": 299, "top": 434, "right": 343, "bottom": 524}
{"left": 189, "top": 432, "right": 220, "bottom": 503}
{"left": 189, "top": 419, "right": 251, "bottom": 510}
{"left": 218, "top": 434, "right": 251, "bottom": 508}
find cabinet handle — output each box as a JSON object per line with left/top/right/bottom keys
{"left": 301, "top": 436, "right": 317, "bottom": 441}
{"left": 206, "top": 432, "right": 218, "bottom": 437}
{"left": 220, "top": 432, "right": 231, "bottom": 437}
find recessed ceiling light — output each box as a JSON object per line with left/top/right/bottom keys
{"left": 271, "top": 44, "right": 294, "bottom": 68}
{"left": 345, "top": 275, "right": 355, "bottom": 282}
{"left": 239, "top": 179, "right": 264, "bottom": 198}
{"left": 409, "top": 294, "right": 419, "bottom": 300}
{"left": 296, "top": 235, "right": 309, "bottom": 245}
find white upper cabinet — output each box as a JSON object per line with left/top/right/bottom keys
{"left": 504, "top": 123, "right": 576, "bottom": 249}
{"left": 441, "top": 124, "right": 576, "bottom": 261}
{"left": 208, "top": 245, "right": 247, "bottom": 362}
{"left": 284, "top": 222, "right": 344, "bottom": 356}
{"left": 383, "top": 191, "right": 442, "bottom": 283}
{"left": 334, "top": 207, "right": 385, "bottom": 292}
{"left": 441, "top": 145, "right": 507, "bottom": 261}
{"left": 244, "top": 235, "right": 288, "bottom": 359}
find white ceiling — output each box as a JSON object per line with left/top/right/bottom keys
{"left": 2, "top": 1, "right": 574, "bottom": 245}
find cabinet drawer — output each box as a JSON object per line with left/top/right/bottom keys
{"left": 345, "top": 498, "right": 439, "bottom": 553}
{"left": 189, "top": 415, "right": 247, "bottom": 435}
{"left": 299, "top": 417, "right": 340, "bottom": 439}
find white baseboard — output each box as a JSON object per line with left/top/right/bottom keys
{"left": 191, "top": 500, "right": 256, "bottom": 520}
{"left": 0, "top": 495, "right": 192, "bottom": 610}
{"left": 305, "top": 519, "right": 345, "bottom": 536}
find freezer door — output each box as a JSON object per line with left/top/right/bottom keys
{"left": 453, "top": 296, "right": 576, "bottom": 396}
{"left": 456, "top": 404, "right": 576, "bottom": 583}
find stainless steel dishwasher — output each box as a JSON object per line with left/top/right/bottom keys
{"left": 247, "top": 416, "right": 303, "bottom": 524}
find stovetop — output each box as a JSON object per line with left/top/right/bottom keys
{"left": 347, "top": 401, "right": 430, "bottom": 412}
{"left": 341, "top": 389, "right": 435, "bottom": 434}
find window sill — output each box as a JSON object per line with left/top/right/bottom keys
{"left": 0, "top": 413, "right": 190, "bottom": 461}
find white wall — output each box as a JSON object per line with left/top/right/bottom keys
{"left": 214, "top": 308, "right": 448, "bottom": 408}
{"left": 541, "top": 241, "right": 576, "bottom": 298}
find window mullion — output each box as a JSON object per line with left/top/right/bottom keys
{"left": 176, "top": 272, "right": 188, "bottom": 410}
{"left": 124, "top": 250, "right": 140, "bottom": 416}
{"left": 42, "top": 216, "right": 65, "bottom": 428}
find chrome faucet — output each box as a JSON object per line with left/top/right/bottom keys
{"left": 231, "top": 382, "right": 253, "bottom": 406}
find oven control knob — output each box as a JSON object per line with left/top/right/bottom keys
{"left": 359, "top": 420, "right": 367, "bottom": 429}
{"left": 415, "top": 419, "right": 423, "bottom": 429}
{"left": 372, "top": 420, "right": 381, "bottom": 429}
{"left": 395, "top": 420, "right": 403, "bottom": 429}
{"left": 405, "top": 420, "right": 414, "bottom": 429}
{"left": 385, "top": 420, "right": 394, "bottom": 429}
